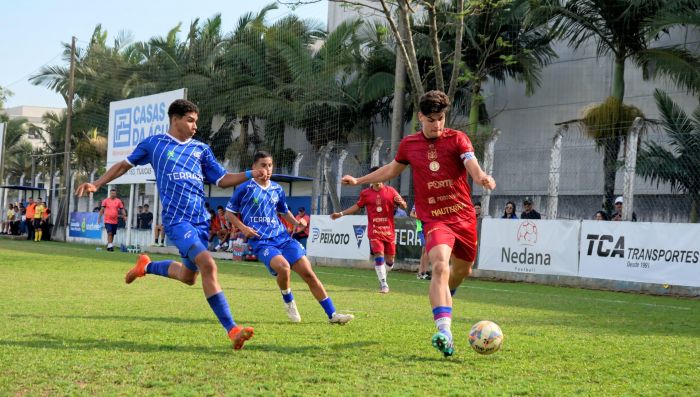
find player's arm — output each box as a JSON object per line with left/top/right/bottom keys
{"left": 464, "top": 156, "right": 496, "bottom": 190}
{"left": 75, "top": 160, "right": 133, "bottom": 196}
{"left": 280, "top": 210, "right": 304, "bottom": 229}
{"left": 393, "top": 193, "right": 408, "bottom": 209}
{"left": 330, "top": 204, "right": 361, "bottom": 220}
{"left": 225, "top": 210, "right": 259, "bottom": 238}
{"left": 217, "top": 169, "right": 268, "bottom": 188}
{"left": 341, "top": 161, "right": 407, "bottom": 186}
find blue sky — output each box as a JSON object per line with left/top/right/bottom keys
{"left": 1, "top": 0, "right": 328, "bottom": 109}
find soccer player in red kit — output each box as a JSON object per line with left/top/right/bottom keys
{"left": 331, "top": 167, "right": 408, "bottom": 294}
{"left": 341, "top": 90, "right": 496, "bottom": 357}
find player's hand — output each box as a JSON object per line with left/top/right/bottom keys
{"left": 330, "top": 212, "right": 342, "bottom": 220}
{"left": 296, "top": 218, "right": 307, "bottom": 228}
{"left": 394, "top": 195, "right": 407, "bottom": 208}
{"left": 341, "top": 175, "right": 358, "bottom": 185}
{"left": 241, "top": 225, "right": 260, "bottom": 239}
{"left": 75, "top": 182, "right": 97, "bottom": 197}
{"left": 481, "top": 175, "right": 496, "bottom": 190}
{"left": 251, "top": 169, "right": 270, "bottom": 179}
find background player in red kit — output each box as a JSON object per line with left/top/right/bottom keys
{"left": 331, "top": 167, "right": 408, "bottom": 294}
{"left": 341, "top": 90, "right": 496, "bottom": 357}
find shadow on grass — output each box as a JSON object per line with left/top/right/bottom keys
{"left": 0, "top": 334, "right": 378, "bottom": 357}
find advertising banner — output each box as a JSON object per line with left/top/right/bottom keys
{"left": 478, "top": 218, "right": 580, "bottom": 275}
{"left": 69, "top": 212, "right": 102, "bottom": 239}
{"left": 107, "top": 89, "right": 186, "bottom": 184}
{"left": 579, "top": 220, "right": 700, "bottom": 287}
{"left": 394, "top": 216, "right": 423, "bottom": 261}
{"left": 306, "top": 215, "right": 370, "bottom": 260}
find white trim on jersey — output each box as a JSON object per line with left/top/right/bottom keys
{"left": 165, "top": 131, "right": 192, "bottom": 144}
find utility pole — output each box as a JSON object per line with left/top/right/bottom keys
{"left": 59, "top": 36, "right": 77, "bottom": 240}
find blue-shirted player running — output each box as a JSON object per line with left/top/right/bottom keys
{"left": 225, "top": 151, "right": 354, "bottom": 325}
{"left": 75, "top": 99, "right": 264, "bottom": 350}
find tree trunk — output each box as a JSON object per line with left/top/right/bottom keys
{"left": 446, "top": 0, "right": 465, "bottom": 104}
{"left": 602, "top": 137, "right": 622, "bottom": 214}
{"left": 468, "top": 82, "right": 481, "bottom": 136}
{"left": 691, "top": 193, "right": 699, "bottom": 223}
{"left": 611, "top": 57, "right": 626, "bottom": 101}
{"left": 426, "top": 0, "right": 444, "bottom": 92}
{"left": 239, "top": 116, "right": 249, "bottom": 170}
{"left": 389, "top": 17, "right": 407, "bottom": 189}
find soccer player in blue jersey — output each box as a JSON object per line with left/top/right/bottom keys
{"left": 75, "top": 99, "right": 263, "bottom": 350}
{"left": 225, "top": 151, "right": 354, "bottom": 325}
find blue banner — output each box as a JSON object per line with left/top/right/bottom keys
{"left": 69, "top": 212, "right": 103, "bottom": 239}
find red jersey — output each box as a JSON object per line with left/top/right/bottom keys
{"left": 395, "top": 128, "right": 475, "bottom": 224}
{"left": 357, "top": 185, "right": 401, "bottom": 241}
{"left": 101, "top": 197, "right": 124, "bottom": 225}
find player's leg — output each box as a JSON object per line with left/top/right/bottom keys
{"left": 445, "top": 221, "right": 478, "bottom": 297}
{"left": 125, "top": 253, "right": 198, "bottom": 286}
{"left": 424, "top": 223, "right": 457, "bottom": 357}
{"left": 384, "top": 241, "right": 396, "bottom": 272}
{"left": 268, "top": 253, "right": 301, "bottom": 323}
{"left": 370, "top": 239, "right": 388, "bottom": 293}
{"left": 34, "top": 219, "right": 42, "bottom": 241}
{"left": 290, "top": 256, "right": 354, "bottom": 325}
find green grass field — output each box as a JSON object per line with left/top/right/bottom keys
{"left": 1, "top": 239, "right": 698, "bottom": 396}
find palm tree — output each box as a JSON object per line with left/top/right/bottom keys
{"left": 533, "top": 0, "right": 700, "bottom": 213}
{"left": 636, "top": 89, "right": 700, "bottom": 223}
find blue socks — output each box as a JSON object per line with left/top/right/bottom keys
{"left": 281, "top": 288, "right": 294, "bottom": 303}
{"left": 319, "top": 297, "right": 336, "bottom": 319}
{"left": 146, "top": 260, "right": 172, "bottom": 277}
{"left": 374, "top": 257, "right": 385, "bottom": 266}
{"left": 206, "top": 291, "right": 237, "bottom": 333}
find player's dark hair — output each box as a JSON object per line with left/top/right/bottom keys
{"left": 419, "top": 90, "right": 450, "bottom": 115}
{"left": 369, "top": 166, "right": 380, "bottom": 173}
{"left": 217, "top": 205, "right": 224, "bottom": 211}
{"left": 253, "top": 150, "right": 272, "bottom": 163}
{"left": 474, "top": 202, "right": 482, "bottom": 207}
{"left": 168, "top": 99, "right": 199, "bottom": 120}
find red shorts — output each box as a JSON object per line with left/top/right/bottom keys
{"left": 370, "top": 239, "right": 396, "bottom": 256}
{"left": 424, "top": 220, "right": 478, "bottom": 262}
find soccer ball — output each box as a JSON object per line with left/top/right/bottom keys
{"left": 468, "top": 320, "right": 504, "bottom": 355}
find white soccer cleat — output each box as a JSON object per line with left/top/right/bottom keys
{"left": 285, "top": 301, "right": 302, "bottom": 323}
{"left": 379, "top": 286, "right": 390, "bottom": 294}
{"left": 329, "top": 312, "right": 354, "bottom": 325}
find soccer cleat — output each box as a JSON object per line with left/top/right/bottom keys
{"left": 329, "top": 312, "right": 354, "bottom": 325}
{"left": 125, "top": 254, "right": 151, "bottom": 284}
{"left": 432, "top": 330, "right": 455, "bottom": 357}
{"left": 228, "top": 326, "right": 254, "bottom": 350}
{"left": 285, "top": 301, "right": 302, "bottom": 323}
{"left": 385, "top": 263, "right": 393, "bottom": 272}
{"left": 379, "top": 286, "right": 390, "bottom": 294}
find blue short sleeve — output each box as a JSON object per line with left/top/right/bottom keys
{"left": 201, "top": 146, "right": 227, "bottom": 185}
{"left": 126, "top": 139, "right": 151, "bottom": 166}
{"left": 276, "top": 188, "right": 289, "bottom": 214}
{"left": 226, "top": 183, "right": 245, "bottom": 213}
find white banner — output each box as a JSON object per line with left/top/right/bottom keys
{"left": 107, "top": 89, "right": 186, "bottom": 184}
{"left": 478, "top": 218, "right": 580, "bottom": 275}
{"left": 306, "top": 215, "right": 370, "bottom": 260}
{"left": 579, "top": 220, "right": 700, "bottom": 287}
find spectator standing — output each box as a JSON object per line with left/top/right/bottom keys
{"left": 611, "top": 196, "right": 637, "bottom": 221}
{"left": 520, "top": 198, "right": 541, "bottom": 219}
{"left": 33, "top": 198, "right": 46, "bottom": 242}
{"left": 25, "top": 198, "right": 36, "bottom": 240}
{"left": 594, "top": 211, "right": 609, "bottom": 220}
{"left": 292, "top": 207, "right": 310, "bottom": 248}
{"left": 138, "top": 204, "right": 154, "bottom": 229}
{"left": 99, "top": 189, "right": 126, "bottom": 251}
{"left": 501, "top": 201, "right": 518, "bottom": 219}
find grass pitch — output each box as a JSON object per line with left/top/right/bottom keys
{"left": 0, "top": 239, "right": 698, "bottom": 396}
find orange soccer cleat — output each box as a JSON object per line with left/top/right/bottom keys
{"left": 125, "top": 254, "right": 151, "bottom": 284}
{"left": 228, "top": 326, "right": 254, "bottom": 350}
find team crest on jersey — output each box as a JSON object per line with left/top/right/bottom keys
{"left": 167, "top": 150, "right": 175, "bottom": 160}
{"left": 270, "top": 191, "right": 279, "bottom": 205}
{"left": 193, "top": 150, "right": 201, "bottom": 159}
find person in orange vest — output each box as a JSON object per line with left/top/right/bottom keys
{"left": 25, "top": 197, "right": 36, "bottom": 241}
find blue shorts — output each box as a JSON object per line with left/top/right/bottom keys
{"left": 418, "top": 231, "right": 425, "bottom": 246}
{"left": 166, "top": 221, "right": 209, "bottom": 272}
{"left": 105, "top": 223, "right": 118, "bottom": 235}
{"left": 252, "top": 235, "right": 306, "bottom": 276}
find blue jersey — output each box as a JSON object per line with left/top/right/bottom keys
{"left": 226, "top": 179, "right": 290, "bottom": 241}
{"left": 126, "top": 133, "right": 226, "bottom": 227}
